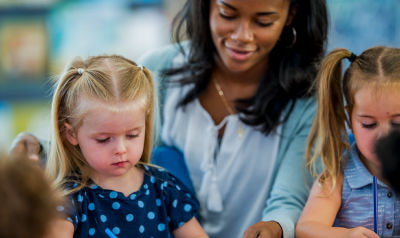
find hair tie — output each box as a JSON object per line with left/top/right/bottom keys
{"left": 78, "top": 68, "right": 85, "bottom": 74}
{"left": 347, "top": 53, "right": 357, "bottom": 63}
{"left": 138, "top": 65, "right": 143, "bottom": 71}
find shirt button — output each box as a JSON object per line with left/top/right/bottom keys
{"left": 387, "top": 192, "right": 393, "bottom": 198}
{"left": 387, "top": 223, "right": 393, "bottom": 229}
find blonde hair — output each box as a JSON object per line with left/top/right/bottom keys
{"left": 45, "top": 55, "right": 156, "bottom": 196}
{"left": 306, "top": 46, "right": 400, "bottom": 192}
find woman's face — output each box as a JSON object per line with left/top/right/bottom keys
{"left": 209, "top": 0, "right": 296, "bottom": 73}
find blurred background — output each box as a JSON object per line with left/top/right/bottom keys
{"left": 0, "top": 0, "right": 399, "bottom": 152}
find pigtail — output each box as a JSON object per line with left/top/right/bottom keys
{"left": 306, "top": 48, "right": 353, "bottom": 192}
{"left": 46, "top": 58, "right": 92, "bottom": 197}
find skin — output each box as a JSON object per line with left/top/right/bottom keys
{"left": 48, "top": 103, "right": 208, "bottom": 238}
{"left": 202, "top": 0, "right": 296, "bottom": 237}
{"left": 200, "top": 0, "right": 296, "bottom": 139}
{"left": 296, "top": 86, "right": 400, "bottom": 238}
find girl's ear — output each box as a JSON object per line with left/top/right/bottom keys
{"left": 345, "top": 106, "right": 352, "bottom": 130}
{"left": 64, "top": 123, "right": 78, "bottom": 145}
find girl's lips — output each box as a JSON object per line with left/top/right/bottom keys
{"left": 226, "top": 47, "right": 255, "bottom": 61}
{"left": 113, "top": 161, "right": 127, "bottom": 167}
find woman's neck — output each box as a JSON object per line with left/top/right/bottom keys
{"left": 90, "top": 166, "right": 144, "bottom": 197}
{"left": 213, "top": 53, "right": 268, "bottom": 87}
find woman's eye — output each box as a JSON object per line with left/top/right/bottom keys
{"left": 362, "top": 123, "right": 376, "bottom": 129}
{"left": 219, "top": 12, "right": 235, "bottom": 20}
{"left": 391, "top": 123, "right": 400, "bottom": 128}
{"left": 96, "top": 138, "right": 109, "bottom": 143}
{"left": 257, "top": 21, "right": 273, "bottom": 27}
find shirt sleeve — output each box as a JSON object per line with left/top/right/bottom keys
{"left": 161, "top": 170, "right": 200, "bottom": 231}
{"left": 57, "top": 190, "right": 82, "bottom": 231}
{"left": 261, "top": 98, "right": 322, "bottom": 238}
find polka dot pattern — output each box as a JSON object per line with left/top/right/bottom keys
{"left": 158, "top": 223, "right": 166, "bottom": 231}
{"left": 112, "top": 227, "right": 120, "bottom": 235}
{"left": 148, "top": 212, "right": 155, "bottom": 219}
{"left": 184, "top": 204, "right": 192, "bottom": 212}
{"left": 59, "top": 166, "right": 199, "bottom": 236}
{"left": 126, "top": 214, "right": 134, "bottom": 222}
{"left": 138, "top": 200, "right": 144, "bottom": 208}
{"left": 112, "top": 202, "right": 120, "bottom": 210}
{"left": 88, "top": 203, "right": 95, "bottom": 211}
{"left": 110, "top": 191, "right": 118, "bottom": 199}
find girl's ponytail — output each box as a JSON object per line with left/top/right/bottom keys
{"left": 306, "top": 48, "right": 354, "bottom": 192}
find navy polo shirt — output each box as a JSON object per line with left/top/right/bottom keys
{"left": 58, "top": 165, "right": 200, "bottom": 237}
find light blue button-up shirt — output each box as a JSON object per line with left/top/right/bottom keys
{"left": 334, "top": 143, "right": 400, "bottom": 237}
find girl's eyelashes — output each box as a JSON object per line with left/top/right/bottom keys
{"left": 96, "top": 138, "right": 109, "bottom": 143}
{"left": 391, "top": 123, "right": 400, "bottom": 128}
{"left": 127, "top": 134, "right": 139, "bottom": 138}
{"left": 362, "top": 123, "right": 376, "bottom": 129}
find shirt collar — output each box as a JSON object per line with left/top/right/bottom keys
{"left": 344, "top": 143, "right": 375, "bottom": 189}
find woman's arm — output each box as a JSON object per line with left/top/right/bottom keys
{"left": 44, "top": 219, "right": 74, "bottom": 238}
{"left": 171, "top": 217, "right": 209, "bottom": 238}
{"left": 296, "top": 174, "right": 379, "bottom": 238}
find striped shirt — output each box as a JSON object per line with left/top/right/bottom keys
{"left": 333, "top": 143, "right": 400, "bottom": 237}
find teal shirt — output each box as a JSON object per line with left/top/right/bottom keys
{"left": 137, "top": 42, "right": 319, "bottom": 238}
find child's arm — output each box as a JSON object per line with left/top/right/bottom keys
{"left": 171, "top": 217, "right": 209, "bottom": 238}
{"left": 44, "top": 219, "right": 74, "bottom": 238}
{"left": 296, "top": 173, "right": 379, "bottom": 238}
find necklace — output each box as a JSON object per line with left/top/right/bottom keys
{"left": 213, "top": 78, "right": 245, "bottom": 139}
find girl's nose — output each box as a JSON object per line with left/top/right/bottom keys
{"left": 231, "top": 21, "right": 254, "bottom": 43}
{"left": 114, "top": 139, "right": 127, "bottom": 155}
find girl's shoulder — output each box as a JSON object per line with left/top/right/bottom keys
{"left": 143, "top": 164, "right": 194, "bottom": 196}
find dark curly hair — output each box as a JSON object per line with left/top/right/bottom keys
{"left": 167, "top": 0, "right": 328, "bottom": 134}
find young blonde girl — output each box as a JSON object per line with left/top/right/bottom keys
{"left": 296, "top": 47, "right": 400, "bottom": 238}
{"left": 45, "top": 55, "right": 208, "bottom": 238}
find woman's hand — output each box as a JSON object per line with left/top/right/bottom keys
{"left": 9, "top": 133, "right": 41, "bottom": 163}
{"left": 243, "top": 221, "right": 282, "bottom": 238}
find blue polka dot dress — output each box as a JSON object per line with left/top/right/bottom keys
{"left": 60, "top": 166, "right": 199, "bottom": 237}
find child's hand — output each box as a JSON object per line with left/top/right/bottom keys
{"left": 344, "top": 227, "right": 379, "bottom": 238}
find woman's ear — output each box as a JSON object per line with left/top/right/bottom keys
{"left": 345, "top": 106, "right": 352, "bottom": 130}
{"left": 64, "top": 123, "right": 78, "bottom": 145}
{"left": 285, "top": 4, "right": 298, "bottom": 26}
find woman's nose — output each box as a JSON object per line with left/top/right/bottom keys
{"left": 231, "top": 21, "right": 254, "bottom": 43}
{"left": 114, "top": 139, "right": 127, "bottom": 155}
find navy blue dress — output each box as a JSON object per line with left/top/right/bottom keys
{"left": 58, "top": 165, "right": 200, "bottom": 238}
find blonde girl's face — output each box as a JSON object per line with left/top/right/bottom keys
{"left": 65, "top": 105, "right": 146, "bottom": 180}
{"left": 350, "top": 86, "right": 400, "bottom": 166}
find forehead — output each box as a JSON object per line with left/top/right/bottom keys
{"left": 353, "top": 86, "right": 400, "bottom": 114}
{"left": 215, "top": 0, "right": 290, "bottom": 12}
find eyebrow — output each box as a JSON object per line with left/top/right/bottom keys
{"left": 219, "top": 1, "right": 278, "bottom": 16}
{"left": 357, "top": 114, "right": 400, "bottom": 118}
{"left": 90, "top": 126, "right": 143, "bottom": 136}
